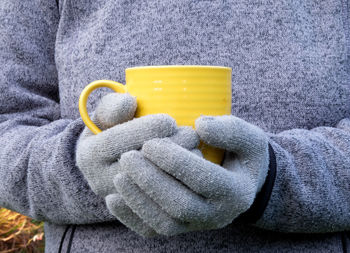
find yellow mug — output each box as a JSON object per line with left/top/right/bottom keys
{"left": 79, "top": 65, "right": 232, "bottom": 164}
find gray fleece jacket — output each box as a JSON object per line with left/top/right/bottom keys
{"left": 0, "top": 0, "right": 349, "bottom": 252}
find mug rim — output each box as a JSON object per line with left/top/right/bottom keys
{"left": 126, "top": 65, "right": 232, "bottom": 71}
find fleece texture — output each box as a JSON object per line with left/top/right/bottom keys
{"left": 0, "top": 0, "right": 349, "bottom": 252}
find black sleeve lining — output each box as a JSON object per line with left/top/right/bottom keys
{"left": 234, "top": 143, "right": 277, "bottom": 224}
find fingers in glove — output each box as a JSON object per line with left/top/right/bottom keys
{"left": 119, "top": 151, "right": 213, "bottom": 223}
{"left": 195, "top": 115, "right": 268, "bottom": 157}
{"left": 83, "top": 163, "right": 120, "bottom": 197}
{"left": 191, "top": 148, "right": 203, "bottom": 157}
{"left": 142, "top": 138, "right": 238, "bottom": 199}
{"left": 82, "top": 93, "right": 137, "bottom": 137}
{"left": 79, "top": 114, "right": 177, "bottom": 163}
{"left": 105, "top": 194, "right": 157, "bottom": 238}
{"left": 113, "top": 173, "right": 189, "bottom": 236}
{"left": 169, "top": 126, "right": 199, "bottom": 150}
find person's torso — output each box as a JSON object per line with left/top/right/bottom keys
{"left": 51, "top": 0, "right": 350, "bottom": 252}
{"left": 56, "top": 0, "right": 350, "bottom": 134}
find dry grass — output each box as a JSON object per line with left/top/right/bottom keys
{"left": 0, "top": 208, "right": 44, "bottom": 253}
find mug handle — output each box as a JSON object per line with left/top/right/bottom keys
{"left": 79, "top": 80, "right": 127, "bottom": 134}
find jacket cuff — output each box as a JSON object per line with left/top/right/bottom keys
{"left": 235, "top": 143, "right": 277, "bottom": 224}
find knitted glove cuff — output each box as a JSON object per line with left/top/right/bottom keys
{"left": 235, "top": 143, "right": 277, "bottom": 224}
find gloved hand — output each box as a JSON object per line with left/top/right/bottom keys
{"left": 106, "top": 126, "right": 202, "bottom": 237}
{"left": 106, "top": 115, "right": 270, "bottom": 236}
{"left": 76, "top": 93, "right": 177, "bottom": 197}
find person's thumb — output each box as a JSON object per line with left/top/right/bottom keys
{"left": 195, "top": 115, "right": 267, "bottom": 157}
{"left": 94, "top": 92, "right": 137, "bottom": 129}
{"left": 81, "top": 92, "right": 136, "bottom": 137}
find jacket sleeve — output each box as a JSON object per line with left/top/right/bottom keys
{"left": 0, "top": 0, "right": 115, "bottom": 224}
{"left": 244, "top": 118, "right": 350, "bottom": 233}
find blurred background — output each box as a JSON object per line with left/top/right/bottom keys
{"left": 0, "top": 207, "right": 44, "bottom": 253}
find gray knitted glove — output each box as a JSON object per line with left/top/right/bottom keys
{"left": 76, "top": 93, "right": 177, "bottom": 197}
{"left": 106, "top": 115, "right": 269, "bottom": 236}
{"left": 106, "top": 127, "right": 202, "bottom": 237}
